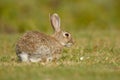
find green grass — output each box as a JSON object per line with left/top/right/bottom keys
{"left": 0, "top": 29, "right": 120, "bottom": 80}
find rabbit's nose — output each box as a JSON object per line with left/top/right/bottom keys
{"left": 69, "top": 38, "right": 74, "bottom": 45}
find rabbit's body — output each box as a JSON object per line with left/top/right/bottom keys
{"left": 16, "top": 31, "right": 62, "bottom": 62}
{"left": 16, "top": 13, "right": 74, "bottom": 62}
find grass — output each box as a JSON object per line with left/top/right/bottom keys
{"left": 0, "top": 29, "right": 120, "bottom": 80}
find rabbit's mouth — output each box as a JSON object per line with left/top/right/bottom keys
{"left": 64, "top": 43, "right": 73, "bottom": 47}
{"left": 60, "top": 41, "right": 73, "bottom": 47}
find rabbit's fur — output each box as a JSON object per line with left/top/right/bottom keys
{"left": 16, "top": 13, "right": 74, "bottom": 62}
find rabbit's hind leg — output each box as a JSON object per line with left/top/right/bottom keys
{"left": 29, "top": 57, "right": 42, "bottom": 62}
{"left": 29, "top": 54, "right": 42, "bottom": 62}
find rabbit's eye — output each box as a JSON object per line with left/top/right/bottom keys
{"left": 65, "top": 33, "right": 69, "bottom": 37}
{"left": 64, "top": 32, "right": 70, "bottom": 37}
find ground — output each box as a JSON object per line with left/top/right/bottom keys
{"left": 0, "top": 29, "right": 120, "bottom": 80}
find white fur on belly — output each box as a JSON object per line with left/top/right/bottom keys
{"left": 29, "top": 58, "right": 41, "bottom": 62}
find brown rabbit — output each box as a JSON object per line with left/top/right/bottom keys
{"left": 15, "top": 13, "right": 74, "bottom": 62}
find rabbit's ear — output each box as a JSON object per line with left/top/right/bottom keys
{"left": 50, "top": 13, "right": 61, "bottom": 32}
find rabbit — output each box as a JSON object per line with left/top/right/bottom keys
{"left": 15, "top": 13, "right": 74, "bottom": 62}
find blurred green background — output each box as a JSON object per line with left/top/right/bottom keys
{"left": 0, "top": 0, "right": 120, "bottom": 33}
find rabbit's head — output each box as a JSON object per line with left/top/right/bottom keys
{"left": 50, "top": 13, "right": 74, "bottom": 47}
